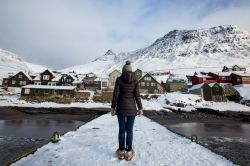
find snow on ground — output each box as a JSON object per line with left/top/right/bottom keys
{"left": 0, "top": 95, "right": 110, "bottom": 108}
{"left": 0, "top": 92, "right": 250, "bottom": 112}
{"left": 234, "top": 84, "right": 250, "bottom": 100}
{"left": 13, "top": 114, "right": 235, "bottom": 166}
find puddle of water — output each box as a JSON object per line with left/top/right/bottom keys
{"left": 0, "top": 119, "right": 85, "bottom": 139}
{"left": 166, "top": 122, "right": 250, "bottom": 139}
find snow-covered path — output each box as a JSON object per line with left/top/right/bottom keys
{"left": 13, "top": 114, "right": 235, "bottom": 166}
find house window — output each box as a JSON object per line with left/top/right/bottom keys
{"left": 102, "top": 81, "right": 107, "bottom": 87}
{"left": 140, "top": 82, "right": 145, "bottom": 86}
{"left": 66, "top": 79, "right": 72, "bottom": 82}
{"left": 24, "top": 88, "right": 30, "bottom": 94}
{"left": 44, "top": 90, "right": 49, "bottom": 95}
{"left": 19, "top": 74, "right": 23, "bottom": 79}
{"left": 151, "top": 82, "right": 155, "bottom": 86}
{"left": 146, "top": 82, "right": 150, "bottom": 86}
{"left": 237, "top": 76, "right": 241, "bottom": 82}
{"left": 145, "top": 77, "right": 151, "bottom": 81}
{"left": 19, "top": 81, "right": 26, "bottom": 85}
{"left": 4, "top": 80, "right": 7, "bottom": 83}
{"left": 226, "top": 77, "right": 231, "bottom": 81}
{"left": 43, "top": 75, "right": 50, "bottom": 80}
{"left": 12, "top": 80, "right": 16, "bottom": 85}
{"left": 48, "top": 82, "right": 56, "bottom": 86}
{"left": 220, "top": 77, "right": 226, "bottom": 80}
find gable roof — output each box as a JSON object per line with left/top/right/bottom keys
{"left": 42, "top": 69, "right": 56, "bottom": 77}
{"left": 109, "top": 69, "right": 121, "bottom": 76}
{"left": 139, "top": 73, "right": 162, "bottom": 85}
{"left": 231, "top": 72, "right": 250, "bottom": 77}
{"left": 188, "top": 83, "right": 206, "bottom": 91}
{"left": 14, "top": 71, "right": 33, "bottom": 81}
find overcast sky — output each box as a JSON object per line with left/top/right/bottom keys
{"left": 0, "top": 0, "right": 250, "bottom": 69}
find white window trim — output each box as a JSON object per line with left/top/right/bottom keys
{"left": 24, "top": 88, "right": 30, "bottom": 94}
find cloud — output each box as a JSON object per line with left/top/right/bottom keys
{"left": 0, "top": 0, "right": 249, "bottom": 69}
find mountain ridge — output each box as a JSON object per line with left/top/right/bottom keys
{"left": 61, "top": 25, "right": 250, "bottom": 77}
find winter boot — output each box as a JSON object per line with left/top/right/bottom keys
{"left": 116, "top": 149, "right": 125, "bottom": 160}
{"left": 125, "top": 149, "right": 135, "bottom": 161}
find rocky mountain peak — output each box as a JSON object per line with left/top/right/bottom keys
{"left": 93, "top": 49, "right": 117, "bottom": 62}
{"left": 104, "top": 49, "right": 116, "bottom": 56}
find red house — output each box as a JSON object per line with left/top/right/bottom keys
{"left": 191, "top": 74, "right": 216, "bottom": 85}
{"left": 231, "top": 73, "right": 250, "bottom": 85}
{"left": 208, "top": 72, "right": 231, "bottom": 83}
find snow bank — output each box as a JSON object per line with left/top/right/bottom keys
{"left": 0, "top": 95, "right": 110, "bottom": 108}
{"left": 13, "top": 114, "right": 235, "bottom": 166}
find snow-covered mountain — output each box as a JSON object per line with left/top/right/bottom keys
{"left": 0, "top": 49, "right": 47, "bottom": 83}
{"left": 61, "top": 25, "right": 250, "bottom": 77}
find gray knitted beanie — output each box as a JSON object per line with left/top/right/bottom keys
{"left": 122, "top": 60, "right": 132, "bottom": 72}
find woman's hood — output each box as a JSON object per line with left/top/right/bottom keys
{"left": 121, "top": 71, "right": 135, "bottom": 84}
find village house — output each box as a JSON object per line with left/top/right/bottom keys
{"left": 208, "top": 72, "right": 232, "bottom": 83}
{"left": 164, "top": 78, "right": 187, "bottom": 92}
{"left": 108, "top": 69, "right": 121, "bottom": 90}
{"left": 7, "top": 71, "right": 33, "bottom": 93}
{"left": 221, "top": 83, "right": 241, "bottom": 102}
{"left": 230, "top": 73, "right": 250, "bottom": 85}
{"left": 1, "top": 78, "right": 9, "bottom": 89}
{"left": 222, "top": 65, "right": 246, "bottom": 72}
{"left": 190, "top": 73, "right": 216, "bottom": 85}
{"left": 83, "top": 73, "right": 101, "bottom": 91}
{"left": 189, "top": 83, "right": 212, "bottom": 101}
{"left": 138, "top": 73, "right": 164, "bottom": 94}
{"left": 189, "top": 83, "right": 228, "bottom": 102}
{"left": 134, "top": 69, "right": 143, "bottom": 80}
{"left": 62, "top": 74, "right": 78, "bottom": 86}
{"left": 209, "top": 83, "right": 227, "bottom": 102}
{"left": 40, "top": 69, "right": 63, "bottom": 86}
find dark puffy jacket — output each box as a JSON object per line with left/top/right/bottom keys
{"left": 111, "top": 71, "right": 143, "bottom": 116}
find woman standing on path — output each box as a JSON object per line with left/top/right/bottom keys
{"left": 111, "top": 60, "right": 143, "bottom": 161}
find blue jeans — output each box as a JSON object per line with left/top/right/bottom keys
{"left": 117, "top": 116, "right": 135, "bottom": 151}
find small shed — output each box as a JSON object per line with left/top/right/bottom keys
{"left": 221, "top": 83, "right": 241, "bottom": 102}
{"left": 189, "top": 83, "right": 212, "bottom": 101}
{"left": 209, "top": 83, "right": 227, "bottom": 102}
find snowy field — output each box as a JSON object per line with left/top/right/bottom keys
{"left": 0, "top": 92, "right": 250, "bottom": 112}
{"left": 13, "top": 114, "right": 235, "bottom": 166}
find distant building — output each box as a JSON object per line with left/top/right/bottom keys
{"left": 208, "top": 72, "right": 232, "bottom": 83}
{"left": 222, "top": 65, "right": 246, "bottom": 72}
{"left": 189, "top": 83, "right": 212, "bottom": 101}
{"left": 83, "top": 73, "right": 101, "bottom": 91}
{"left": 40, "top": 69, "right": 63, "bottom": 86}
{"left": 191, "top": 74, "right": 216, "bottom": 85}
{"left": 189, "top": 83, "right": 227, "bottom": 102}
{"left": 21, "top": 85, "right": 76, "bottom": 103}
{"left": 231, "top": 73, "right": 250, "bottom": 85}
{"left": 7, "top": 71, "right": 33, "bottom": 93}
{"left": 134, "top": 69, "right": 143, "bottom": 80}
{"left": 108, "top": 70, "right": 121, "bottom": 90}
{"left": 164, "top": 78, "right": 187, "bottom": 92}
{"left": 138, "top": 73, "right": 164, "bottom": 94}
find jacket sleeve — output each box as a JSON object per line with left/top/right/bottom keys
{"left": 134, "top": 81, "right": 143, "bottom": 110}
{"left": 111, "top": 79, "right": 119, "bottom": 108}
